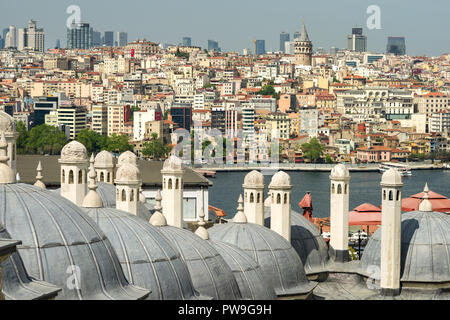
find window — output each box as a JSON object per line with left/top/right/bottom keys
{"left": 168, "top": 178, "right": 172, "bottom": 189}
{"left": 100, "top": 172, "right": 104, "bottom": 182}
{"left": 69, "top": 170, "right": 74, "bottom": 184}
{"left": 277, "top": 193, "right": 281, "bottom": 204}
{"left": 284, "top": 194, "right": 287, "bottom": 204}
{"left": 130, "top": 189, "right": 134, "bottom": 202}
{"left": 78, "top": 170, "right": 83, "bottom": 184}
{"left": 389, "top": 190, "right": 393, "bottom": 201}
{"left": 337, "top": 184, "right": 342, "bottom": 194}
{"left": 122, "top": 189, "right": 126, "bottom": 202}
{"left": 332, "top": 183, "right": 335, "bottom": 194}
{"left": 257, "top": 193, "right": 261, "bottom": 203}
{"left": 250, "top": 193, "right": 254, "bottom": 203}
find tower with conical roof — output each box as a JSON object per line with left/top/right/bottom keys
{"left": 294, "top": 18, "right": 312, "bottom": 66}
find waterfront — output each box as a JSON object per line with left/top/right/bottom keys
{"left": 209, "top": 169, "right": 450, "bottom": 219}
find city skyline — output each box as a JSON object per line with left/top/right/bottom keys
{"left": 1, "top": 0, "right": 449, "bottom": 56}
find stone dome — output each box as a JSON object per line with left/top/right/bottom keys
{"left": 0, "top": 226, "right": 61, "bottom": 300}
{"left": 360, "top": 210, "right": 450, "bottom": 283}
{"left": 211, "top": 240, "right": 277, "bottom": 300}
{"left": 268, "top": 171, "right": 291, "bottom": 189}
{"left": 0, "top": 183, "right": 149, "bottom": 300}
{"left": 95, "top": 151, "right": 115, "bottom": 168}
{"left": 243, "top": 170, "right": 264, "bottom": 188}
{"left": 153, "top": 225, "right": 242, "bottom": 300}
{"left": 330, "top": 164, "right": 350, "bottom": 180}
{"left": 208, "top": 222, "right": 317, "bottom": 297}
{"left": 84, "top": 207, "right": 203, "bottom": 300}
{"left": 60, "top": 141, "right": 88, "bottom": 163}
{"left": 115, "top": 163, "right": 141, "bottom": 183}
{"left": 381, "top": 168, "right": 403, "bottom": 186}
{"left": 0, "top": 111, "right": 15, "bottom": 133}
{"left": 162, "top": 156, "right": 183, "bottom": 172}
{"left": 117, "top": 151, "right": 137, "bottom": 167}
{"left": 264, "top": 207, "right": 329, "bottom": 277}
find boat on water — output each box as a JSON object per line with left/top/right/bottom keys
{"left": 379, "top": 162, "right": 412, "bottom": 176}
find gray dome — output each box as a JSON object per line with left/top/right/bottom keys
{"left": 211, "top": 240, "right": 277, "bottom": 300}
{"left": 360, "top": 210, "right": 450, "bottom": 283}
{"left": 208, "top": 222, "right": 317, "bottom": 297}
{"left": 84, "top": 207, "right": 202, "bottom": 300}
{"left": 54, "top": 182, "right": 151, "bottom": 220}
{"left": 0, "top": 183, "right": 149, "bottom": 300}
{"left": 264, "top": 207, "right": 329, "bottom": 276}
{"left": 0, "top": 226, "right": 61, "bottom": 300}
{"left": 154, "top": 225, "right": 242, "bottom": 300}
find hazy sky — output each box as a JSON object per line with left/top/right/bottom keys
{"left": 1, "top": 0, "right": 449, "bottom": 56}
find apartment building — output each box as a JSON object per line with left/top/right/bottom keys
{"left": 91, "top": 104, "right": 108, "bottom": 135}
{"left": 107, "top": 104, "right": 131, "bottom": 136}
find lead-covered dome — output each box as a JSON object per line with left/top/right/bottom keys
{"left": 84, "top": 207, "right": 203, "bottom": 300}
{"left": 208, "top": 221, "right": 317, "bottom": 297}
{"left": 95, "top": 151, "right": 115, "bottom": 168}
{"left": 0, "top": 183, "right": 149, "bottom": 300}
{"left": 360, "top": 210, "right": 450, "bottom": 283}
{"left": 211, "top": 240, "right": 277, "bottom": 300}
{"left": 60, "top": 141, "right": 87, "bottom": 163}
{"left": 153, "top": 225, "right": 242, "bottom": 300}
{"left": 264, "top": 207, "right": 329, "bottom": 277}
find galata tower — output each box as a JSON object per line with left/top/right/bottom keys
{"left": 294, "top": 19, "right": 312, "bottom": 66}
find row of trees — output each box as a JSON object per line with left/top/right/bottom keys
{"left": 16, "top": 122, "right": 134, "bottom": 155}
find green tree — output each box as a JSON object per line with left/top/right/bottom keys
{"left": 16, "top": 121, "right": 29, "bottom": 154}
{"left": 129, "top": 106, "right": 141, "bottom": 121}
{"left": 26, "top": 124, "right": 68, "bottom": 155}
{"left": 258, "top": 84, "right": 280, "bottom": 100}
{"left": 76, "top": 129, "right": 109, "bottom": 154}
{"left": 301, "top": 138, "right": 324, "bottom": 163}
{"left": 142, "top": 133, "right": 171, "bottom": 160}
{"left": 325, "top": 154, "right": 334, "bottom": 164}
{"left": 175, "top": 48, "right": 189, "bottom": 59}
{"left": 106, "top": 134, "right": 133, "bottom": 153}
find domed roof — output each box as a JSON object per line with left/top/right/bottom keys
{"left": 0, "top": 183, "right": 149, "bottom": 300}
{"left": 117, "top": 151, "right": 137, "bottom": 167}
{"left": 60, "top": 141, "right": 88, "bottom": 163}
{"left": 0, "top": 111, "right": 15, "bottom": 133}
{"left": 152, "top": 225, "right": 242, "bottom": 300}
{"left": 360, "top": 210, "right": 450, "bottom": 283}
{"left": 264, "top": 207, "right": 329, "bottom": 276}
{"left": 95, "top": 151, "right": 115, "bottom": 168}
{"left": 211, "top": 240, "right": 277, "bottom": 300}
{"left": 208, "top": 222, "right": 317, "bottom": 297}
{"left": 0, "top": 226, "right": 61, "bottom": 300}
{"left": 243, "top": 170, "right": 264, "bottom": 188}
{"left": 381, "top": 168, "right": 402, "bottom": 186}
{"left": 268, "top": 171, "right": 291, "bottom": 189}
{"left": 84, "top": 207, "right": 202, "bottom": 300}
{"left": 115, "top": 163, "right": 141, "bottom": 183}
{"left": 162, "top": 156, "right": 183, "bottom": 172}
{"left": 330, "top": 164, "right": 350, "bottom": 180}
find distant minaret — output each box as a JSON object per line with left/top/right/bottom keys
{"left": 294, "top": 18, "right": 312, "bottom": 66}
{"left": 329, "top": 164, "right": 350, "bottom": 263}
{"left": 243, "top": 170, "right": 265, "bottom": 226}
{"left": 268, "top": 171, "right": 292, "bottom": 242}
{"left": 380, "top": 168, "right": 403, "bottom": 296}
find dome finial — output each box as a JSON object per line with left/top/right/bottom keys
{"left": 0, "top": 131, "right": 15, "bottom": 184}
{"left": 82, "top": 153, "right": 103, "bottom": 208}
{"left": 195, "top": 208, "right": 209, "bottom": 240}
{"left": 150, "top": 190, "right": 167, "bottom": 227}
{"left": 419, "top": 183, "right": 433, "bottom": 212}
{"left": 34, "top": 161, "right": 46, "bottom": 189}
{"left": 233, "top": 195, "right": 247, "bottom": 224}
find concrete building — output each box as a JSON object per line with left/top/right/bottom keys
{"left": 116, "top": 32, "right": 128, "bottom": 46}
{"left": 67, "top": 23, "right": 92, "bottom": 49}
{"left": 133, "top": 108, "right": 162, "bottom": 141}
{"left": 347, "top": 27, "right": 367, "bottom": 52}
{"left": 5, "top": 26, "right": 17, "bottom": 49}
{"left": 56, "top": 104, "right": 87, "bottom": 140}
{"left": 104, "top": 31, "right": 114, "bottom": 46}
{"left": 91, "top": 104, "right": 108, "bottom": 135}
{"left": 280, "top": 32, "right": 290, "bottom": 52}
{"left": 107, "top": 104, "right": 131, "bottom": 136}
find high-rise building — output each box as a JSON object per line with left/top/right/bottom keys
{"left": 347, "top": 27, "right": 367, "bottom": 52}
{"left": 207, "top": 40, "right": 220, "bottom": 52}
{"left": 255, "top": 40, "right": 266, "bottom": 55}
{"left": 182, "top": 37, "right": 192, "bottom": 47}
{"left": 293, "top": 31, "right": 301, "bottom": 40}
{"left": 117, "top": 32, "right": 128, "bottom": 46}
{"left": 67, "top": 23, "right": 92, "bottom": 49}
{"left": 280, "top": 32, "right": 290, "bottom": 52}
{"left": 387, "top": 36, "right": 406, "bottom": 56}
{"left": 55, "top": 39, "right": 61, "bottom": 49}
{"left": 104, "top": 31, "right": 114, "bottom": 46}
{"left": 17, "top": 28, "right": 26, "bottom": 51}
{"left": 92, "top": 30, "right": 102, "bottom": 47}
{"left": 294, "top": 19, "right": 312, "bottom": 66}
{"left": 5, "top": 26, "right": 17, "bottom": 49}
{"left": 0, "top": 36, "right": 4, "bottom": 49}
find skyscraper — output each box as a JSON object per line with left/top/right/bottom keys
{"left": 255, "top": 40, "right": 266, "bottom": 55}
{"left": 56, "top": 39, "right": 61, "bottom": 49}
{"left": 208, "top": 40, "right": 220, "bottom": 51}
{"left": 347, "top": 27, "right": 367, "bottom": 52}
{"left": 280, "top": 32, "right": 290, "bottom": 52}
{"left": 92, "top": 30, "right": 102, "bottom": 47}
{"left": 104, "top": 31, "right": 114, "bottom": 46}
{"left": 387, "top": 37, "right": 406, "bottom": 56}
{"left": 0, "top": 36, "right": 4, "bottom": 49}
{"left": 182, "top": 37, "right": 192, "bottom": 47}
{"left": 5, "top": 26, "right": 17, "bottom": 49}
{"left": 67, "top": 23, "right": 92, "bottom": 49}
{"left": 17, "top": 28, "right": 26, "bottom": 51}
{"left": 293, "top": 31, "right": 301, "bottom": 40}
{"left": 25, "top": 20, "right": 45, "bottom": 52}
{"left": 117, "top": 32, "right": 128, "bottom": 46}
